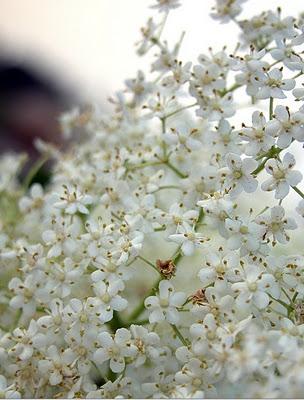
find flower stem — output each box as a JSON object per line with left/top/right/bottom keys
{"left": 171, "top": 324, "right": 189, "bottom": 346}
{"left": 23, "top": 153, "right": 50, "bottom": 190}
{"left": 166, "top": 160, "right": 188, "bottom": 178}
{"left": 269, "top": 97, "right": 274, "bottom": 120}
{"left": 292, "top": 186, "right": 304, "bottom": 199}
{"left": 137, "top": 255, "right": 161, "bottom": 274}
{"left": 163, "top": 102, "right": 198, "bottom": 120}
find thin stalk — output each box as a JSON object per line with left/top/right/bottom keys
{"left": 23, "top": 153, "right": 50, "bottom": 190}
{"left": 269, "top": 97, "right": 274, "bottom": 120}
{"left": 137, "top": 255, "right": 161, "bottom": 274}
{"left": 292, "top": 186, "right": 304, "bottom": 199}
{"left": 163, "top": 102, "right": 198, "bottom": 120}
{"left": 171, "top": 324, "right": 189, "bottom": 346}
{"left": 127, "top": 160, "right": 163, "bottom": 171}
{"left": 166, "top": 160, "right": 188, "bottom": 179}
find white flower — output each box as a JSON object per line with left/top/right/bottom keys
{"left": 91, "top": 279, "right": 128, "bottom": 323}
{"left": 38, "top": 345, "right": 75, "bottom": 385}
{"left": 233, "top": 49, "right": 268, "bottom": 96}
{"left": 19, "top": 184, "right": 44, "bottom": 213}
{"left": 8, "top": 271, "right": 45, "bottom": 317}
{"left": 130, "top": 325, "right": 161, "bottom": 366}
{"left": 206, "top": 118, "right": 242, "bottom": 156}
{"left": 136, "top": 17, "right": 160, "bottom": 55}
{"left": 189, "top": 63, "right": 226, "bottom": 96}
{"left": 254, "top": 68, "right": 295, "bottom": 100}
{"left": 158, "top": 202, "right": 198, "bottom": 232}
{"left": 261, "top": 152, "right": 302, "bottom": 199}
{"left": 220, "top": 153, "right": 258, "bottom": 198}
{"left": 0, "top": 376, "right": 20, "bottom": 399}
{"left": 42, "top": 216, "right": 80, "bottom": 258}
{"left": 150, "top": 0, "right": 181, "bottom": 13}
{"left": 87, "top": 376, "right": 135, "bottom": 399}
{"left": 162, "top": 60, "right": 192, "bottom": 89}
{"left": 196, "top": 93, "right": 235, "bottom": 121}
{"left": 163, "top": 127, "right": 202, "bottom": 153}
{"left": 94, "top": 328, "right": 137, "bottom": 373}
{"left": 265, "top": 105, "right": 304, "bottom": 148}
{"left": 225, "top": 217, "right": 266, "bottom": 256}
{"left": 145, "top": 280, "right": 186, "bottom": 324}
{"left": 231, "top": 264, "right": 280, "bottom": 310}
{"left": 197, "top": 194, "right": 235, "bottom": 238}
{"left": 211, "top": 0, "right": 247, "bottom": 23}
{"left": 255, "top": 205, "right": 297, "bottom": 244}
{"left": 9, "top": 320, "right": 46, "bottom": 361}
{"left": 239, "top": 111, "right": 275, "bottom": 156}
{"left": 199, "top": 249, "right": 238, "bottom": 286}
{"left": 270, "top": 41, "right": 303, "bottom": 71}
{"left": 125, "top": 70, "right": 154, "bottom": 104}
{"left": 54, "top": 184, "right": 93, "bottom": 215}
{"left": 37, "top": 298, "right": 64, "bottom": 337}
{"left": 168, "top": 222, "right": 209, "bottom": 256}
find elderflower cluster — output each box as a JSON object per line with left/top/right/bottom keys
{"left": 1, "top": 0, "right": 304, "bottom": 398}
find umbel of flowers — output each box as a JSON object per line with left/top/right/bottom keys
{"left": 2, "top": 0, "right": 304, "bottom": 398}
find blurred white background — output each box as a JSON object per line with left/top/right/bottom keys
{"left": 1, "top": 0, "right": 303, "bottom": 103}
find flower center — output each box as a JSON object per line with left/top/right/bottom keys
{"left": 160, "top": 298, "right": 169, "bottom": 307}
{"left": 248, "top": 282, "right": 257, "bottom": 292}
{"left": 233, "top": 170, "right": 242, "bottom": 179}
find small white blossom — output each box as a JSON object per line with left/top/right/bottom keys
{"left": 220, "top": 153, "right": 258, "bottom": 198}
{"left": 94, "top": 328, "right": 137, "bottom": 373}
{"left": 0, "top": 376, "right": 20, "bottom": 399}
{"left": 168, "top": 222, "right": 209, "bottom": 256}
{"left": 255, "top": 205, "right": 297, "bottom": 244}
{"left": 54, "top": 185, "right": 93, "bottom": 215}
{"left": 261, "top": 152, "right": 302, "bottom": 199}
{"left": 145, "top": 280, "right": 186, "bottom": 324}
{"left": 265, "top": 105, "right": 304, "bottom": 148}
{"left": 239, "top": 111, "right": 275, "bottom": 156}
{"left": 231, "top": 264, "right": 280, "bottom": 310}
{"left": 254, "top": 68, "right": 295, "bottom": 100}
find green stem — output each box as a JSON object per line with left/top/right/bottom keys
{"left": 23, "top": 153, "right": 50, "bottom": 190}
{"left": 220, "top": 82, "right": 241, "bottom": 97}
{"left": 108, "top": 311, "right": 125, "bottom": 331}
{"left": 252, "top": 146, "right": 282, "bottom": 176}
{"left": 163, "top": 102, "right": 197, "bottom": 119}
{"left": 268, "top": 293, "right": 291, "bottom": 313}
{"left": 156, "top": 185, "right": 182, "bottom": 191}
{"left": 154, "top": 225, "right": 167, "bottom": 232}
{"left": 171, "top": 324, "right": 189, "bottom": 346}
{"left": 127, "top": 160, "right": 163, "bottom": 171}
{"left": 292, "top": 71, "right": 304, "bottom": 79}
{"left": 269, "top": 97, "right": 274, "bottom": 120}
{"left": 137, "top": 255, "right": 161, "bottom": 274}
{"left": 281, "top": 288, "right": 292, "bottom": 303}
{"left": 161, "top": 117, "right": 167, "bottom": 158}
{"left": 292, "top": 292, "right": 298, "bottom": 303}
{"left": 292, "top": 186, "right": 304, "bottom": 199}
{"left": 124, "top": 319, "right": 149, "bottom": 327}
{"left": 128, "top": 276, "right": 162, "bottom": 322}
{"left": 166, "top": 160, "right": 188, "bottom": 179}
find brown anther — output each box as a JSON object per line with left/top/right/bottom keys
{"left": 189, "top": 288, "right": 207, "bottom": 305}
{"left": 156, "top": 259, "right": 176, "bottom": 279}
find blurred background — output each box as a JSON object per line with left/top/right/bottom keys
{"left": 0, "top": 0, "right": 303, "bottom": 179}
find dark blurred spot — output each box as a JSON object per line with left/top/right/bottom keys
{"left": 0, "top": 60, "right": 74, "bottom": 185}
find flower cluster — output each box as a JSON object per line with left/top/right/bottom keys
{"left": 1, "top": 0, "right": 304, "bottom": 398}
